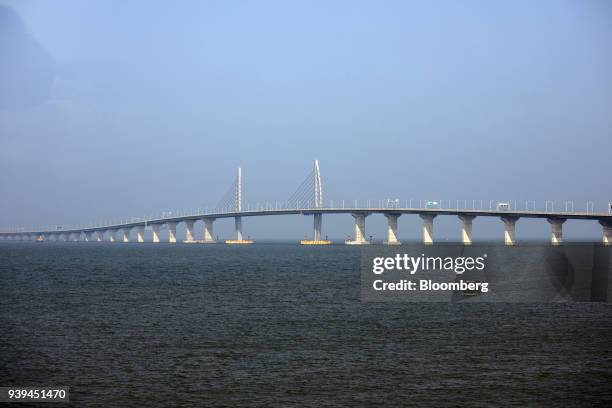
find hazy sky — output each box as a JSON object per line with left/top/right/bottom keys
{"left": 1, "top": 0, "right": 611, "bottom": 240}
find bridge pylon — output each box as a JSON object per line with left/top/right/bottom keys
{"left": 301, "top": 160, "right": 332, "bottom": 245}
{"left": 226, "top": 167, "right": 253, "bottom": 244}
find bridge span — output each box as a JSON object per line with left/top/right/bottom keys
{"left": 1, "top": 207, "right": 611, "bottom": 246}
{"left": 1, "top": 161, "right": 611, "bottom": 245}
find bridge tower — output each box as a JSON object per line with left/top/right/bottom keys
{"left": 236, "top": 167, "right": 242, "bottom": 240}
{"left": 227, "top": 167, "right": 253, "bottom": 244}
{"left": 301, "top": 160, "right": 331, "bottom": 245}
{"left": 313, "top": 159, "right": 323, "bottom": 241}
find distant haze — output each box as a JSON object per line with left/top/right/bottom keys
{"left": 1, "top": 0, "right": 611, "bottom": 240}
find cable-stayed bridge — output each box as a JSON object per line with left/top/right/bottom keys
{"left": 1, "top": 160, "right": 611, "bottom": 245}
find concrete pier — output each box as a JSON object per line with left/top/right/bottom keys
{"left": 600, "top": 220, "right": 612, "bottom": 246}
{"left": 204, "top": 218, "right": 215, "bottom": 243}
{"left": 108, "top": 229, "right": 116, "bottom": 243}
{"left": 384, "top": 213, "right": 401, "bottom": 245}
{"left": 420, "top": 214, "right": 436, "bottom": 245}
{"left": 122, "top": 227, "right": 131, "bottom": 243}
{"left": 313, "top": 213, "right": 323, "bottom": 241}
{"left": 235, "top": 217, "right": 243, "bottom": 241}
{"left": 95, "top": 231, "right": 102, "bottom": 242}
{"left": 501, "top": 216, "right": 519, "bottom": 245}
{"left": 347, "top": 213, "right": 369, "bottom": 245}
{"left": 226, "top": 216, "right": 253, "bottom": 244}
{"left": 136, "top": 225, "right": 145, "bottom": 243}
{"left": 152, "top": 224, "right": 161, "bottom": 243}
{"left": 167, "top": 222, "right": 177, "bottom": 243}
{"left": 185, "top": 220, "right": 196, "bottom": 242}
{"left": 547, "top": 218, "right": 566, "bottom": 245}
{"left": 459, "top": 215, "right": 475, "bottom": 245}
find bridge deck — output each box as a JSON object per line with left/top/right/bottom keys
{"left": 2, "top": 207, "right": 611, "bottom": 235}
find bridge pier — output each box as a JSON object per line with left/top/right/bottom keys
{"left": 419, "top": 214, "right": 436, "bottom": 245}
{"left": 547, "top": 218, "right": 566, "bottom": 245}
{"left": 108, "top": 229, "right": 117, "bottom": 243}
{"left": 95, "top": 230, "right": 103, "bottom": 242}
{"left": 384, "top": 213, "right": 401, "bottom": 245}
{"left": 203, "top": 218, "right": 215, "bottom": 243}
{"left": 152, "top": 224, "right": 161, "bottom": 243}
{"left": 347, "top": 213, "right": 369, "bottom": 245}
{"left": 235, "top": 217, "right": 243, "bottom": 241}
{"left": 136, "top": 225, "right": 145, "bottom": 243}
{"left": 313, "top": 213, "right": 323, "bottom": 241}
{"left": 226, "top": 216, "right": 253, "bottom": 244}
{"left": 600, "top": 220, "right": 612, "bottom": 246}
{"left": 501, "top": 216, "right": 519, "bottom": 245}
{"left": 185, "top": 220, "right": 196, "bottom": 242}
{"left": 459, "top": 215, "right": 475, "bottom": 245}
{"left": 122, "top": 227, "right": 131, "bottom": 243}
{"left": 167, "top": 222, "right": 177, "bottom": 243}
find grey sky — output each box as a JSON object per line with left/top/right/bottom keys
{"left": 1, "top": 0, "right": 610, "bottom": 241}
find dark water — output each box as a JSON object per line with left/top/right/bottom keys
{"left": 1, "top": 243, "right": 611, "bottom": 407}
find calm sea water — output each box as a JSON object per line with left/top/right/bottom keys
{"left": 1, "top": 242, "right": 611, "bottom": 407}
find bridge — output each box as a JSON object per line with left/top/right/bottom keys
{"left": 1, "top": 160, "right": 611, "bottom": 245}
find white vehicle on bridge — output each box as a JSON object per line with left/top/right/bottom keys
{"left": 385, "top": 199, "right": 400, "bottom": 208}
{"left": 425, "top": 201, "right": 439, "bottom": 209}
{"left": 496, "top": 202, "right": 511, "bottom": 211}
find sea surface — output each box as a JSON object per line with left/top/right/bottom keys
{"left": 1, "top": 242, "right": 611, "bottom": 407}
